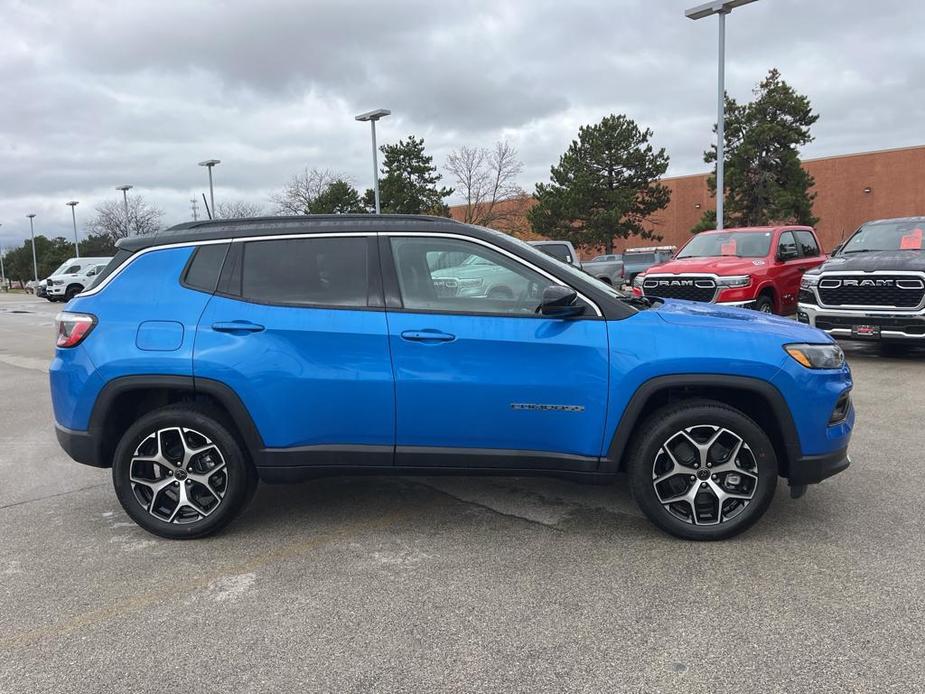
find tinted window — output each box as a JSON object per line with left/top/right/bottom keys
{"left": 184, "top": 243, "right": 229, "bottom": 293}
{"left": 626, "top": 253, "right": 655, "bottom": 264}
{"left": 241, "top": 237, "right": 367, "bottom": 307}
{"left": 778, "top": 231, "right": 799, "bottom": 258}
{"left": 795, "top": 231, "right": 819, "bottom": 257}
{"left": 64, "top": 265, "right": 81, "bottom": 274}
{"left": 391, "top": 237, "right": 555, "bottom": 316}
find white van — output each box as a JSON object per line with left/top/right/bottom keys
{"left": 44, "top": 257, "right": 112, "bottom": 302}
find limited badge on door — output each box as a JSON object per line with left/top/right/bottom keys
{"left": 852, "top": 324, "right": 881, "bottom": 338}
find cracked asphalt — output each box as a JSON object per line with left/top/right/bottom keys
{"left": 1, "top": 292, "right": 924, "bottom": 693}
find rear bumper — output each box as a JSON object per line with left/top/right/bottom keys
{"left": 789, "top": 446, "right": 850, "bottom": 486}
{"left": 54, "top": 423, "right": 103, "bottom": 468}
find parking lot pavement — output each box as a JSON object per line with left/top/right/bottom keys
{"left": 1, "top": 292, "right": 923, "bottom": 693}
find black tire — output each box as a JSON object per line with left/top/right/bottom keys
{"left": 64, "top": 284, "right": 83, "bottom": 301}
{"left": 627, "top": 399, "right": 778, "bottom": 541}
{"left": 754, "top": 294, "right": 774, "bottom": 314}
{"left": 112, "top": 405, "right": 257, "bottom": 539}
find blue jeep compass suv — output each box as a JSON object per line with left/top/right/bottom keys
{"left": 50, "top": 215, "right": 853, "bottom": 540}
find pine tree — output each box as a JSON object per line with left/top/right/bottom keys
{"left": 368, "top": 136, "right": 453, "bottom": 215}
{"left": 528, "top": 114, "right": 670, "bottom": 254}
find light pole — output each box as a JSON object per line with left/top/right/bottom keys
{"left": 115, "top": 185, "right": 133, "bottom": 235}
{"left": 198, "top": 160, "right": 221, "bottom": 219}
{"left": 66, "top": 201, "right": 80, "bottom": 257}
{"left": 26, "top": 214, "right": 38, "bottom": 285}
{"left": 0, "top": 224, "right": 6, "bottom": 290}
{"left": 685, "top": 0, "right": 758, "bottom": 230}
{"left": 354, "top": 109, "right": 391, "bottom": 214}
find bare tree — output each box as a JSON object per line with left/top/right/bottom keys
{"left": 271, "top": 168, "right": 348, "bottom": 215}
{"left": 445, "top": 140, "right": 525, "bottom": 227}
{"left": 216, "top": 200, "right": 264, "bottom": 219}
{"left": 85, "top": 195, "right": 163, "bottom": 241}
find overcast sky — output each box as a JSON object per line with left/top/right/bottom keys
{"left": 1, "top": 0, "right": 923, "bottom": 248}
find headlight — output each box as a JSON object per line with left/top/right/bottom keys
{"left": 800, "top": 274, "right": 820, "bottom": 290}
{"left": 457, "top": 278, "right": 483, "bottom": 290}
{"left": 784, "top": 343, "right": 845, "bottom": 369}
{"left": 716, "top": 275, "right": 750, "bottom": 288}
{"left": 633, "top": 274, "right": 645, "bottom": 288}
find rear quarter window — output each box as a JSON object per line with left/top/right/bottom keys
{"left": 183, "top": 243, "right": 230, "bottom": 293}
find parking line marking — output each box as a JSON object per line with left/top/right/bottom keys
{"left": 0, "top": 354, "right": 50, "bottom": 372}
{"left": 0, "top": 510, "right": 408, "bottom": 650}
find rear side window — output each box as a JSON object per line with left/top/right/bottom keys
{"left": 538, "top": 244, "right": 573, "bottom": 263}
{"left": 795, "top": 231, "right": 820, "bottom": 257}
{"left": 240, "top": 237, "right": 368, "bottom": 307}
{"left": 183, "top": 243, "right": 230, "bottom": 293}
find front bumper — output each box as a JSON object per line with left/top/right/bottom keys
{"left": 799, "top": 302, "right": 925, "bottom": 341}
{"left": 46, "top": 285, "right": 66, "bottom": 297}
{"left": 790, "top": 446, "right": 850, "bottom": 486}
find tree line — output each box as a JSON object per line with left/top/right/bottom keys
{"left": 2, "top": 68, "right": 819, "bottom": 283}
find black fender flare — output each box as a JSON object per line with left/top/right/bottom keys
{"left": 601, "top": 374, "right": 800, "bottom": 474}
{"left": 87, "top": 375, "right": 264, "bottom": 464}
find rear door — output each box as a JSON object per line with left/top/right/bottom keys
{"left": 194, "top": 234, "right": 394, "bottom": 465}
{"left": 382, "top": 234, "right": 610, "bottom": 468}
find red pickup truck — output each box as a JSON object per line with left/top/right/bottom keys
{"left": 633, "top": 226, "right": 826, "bottom": 315}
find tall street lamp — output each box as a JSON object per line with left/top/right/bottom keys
{"left": 355, "top": 109, "right": 391, "bottom": 214}
{"left": 685, "top": 0, "right": 758, "bottom": 231}
{"left": 26, "top": 213, "right": 38, "bottom": 285}
{"left": 66, "top": 201, "right": 80, "bottom": 258}
{"left": 198, "top": 160, "right": 221, "bottom": 219}
{"left": 115, "top": 185, "right": 133, "bottom": 235}
{"left": 0, "top": 223, "right": 6, "bottom": 290}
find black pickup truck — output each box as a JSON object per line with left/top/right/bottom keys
{"left": 798, "top": 216, "right": 925, "bottom": 342}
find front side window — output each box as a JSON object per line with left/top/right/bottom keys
{"left": 778, "top": 231, "right": 799, "bottom": 259}
{"left": 240, "top": 237, "right": 368, "bottom": 307}
{"left": 795, "top": 231, "right": 820, "bottom": 257}
{"left": 390, "top": 237, "right": 556, "bottom": 316}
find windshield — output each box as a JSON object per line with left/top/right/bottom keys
{"left": 535, "top": 243, "right": 572, "bottom": 262}
{"left": 677, "top": 231, "right": 772, "bottom": 258}
{"left": 841, "top": 220, "right": 925, "bottom": 253}
{"left": 50, "top": 261, "right": 72, "bottom": 276}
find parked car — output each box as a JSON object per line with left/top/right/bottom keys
{"left": 798, "top": 216, "right": 925, "bottom": 342}
{"left": 622, "top": 246, "right": 676, "bottom": 284}
{"left": 51, "top": 215, "right": 853, "bottom": 542}
{"left": 528, "top": 240, "right": 582, "bottom": 268}
{"left": 582, "top": 254, "right": 625, "bottom": 286}
{"left": 46, "top": 260, "right": 110, "bottom": 302}
{"left": 429, "top": 252, "right": 531, "bottom": 300}
{"left": 634, "top": 227, "right": 826, "bottom": 315}
{"left": 42, "top": 257, "right": 113, "bottom": 302}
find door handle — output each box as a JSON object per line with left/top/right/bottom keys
{"left": 212, "top": 321, "right": 265, "bottom": 333}
{"left": 400, "top": 329, "right": 456, "bottom": 343}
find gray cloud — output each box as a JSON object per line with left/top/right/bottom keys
{"left": 1, "top": 0, "right": 923, "bottom": 248}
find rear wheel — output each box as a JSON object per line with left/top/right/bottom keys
{"left": 112, "top": 405, "right": 257, "bottom": 539}
{"left": 627, "top": 399, "right": 778, "bottom": 540}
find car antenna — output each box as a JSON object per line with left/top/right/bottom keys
{"left": 202, "top": 193, "right": 213, "bottom": 220}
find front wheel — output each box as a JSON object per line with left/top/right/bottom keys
{"left": 754, "top": 295, "right": 774, "bottom": 314}
{"left": 627, "top": 399, "right": 778, "bottom": 540}
{"left": 112, "top": 405, "right": 257, "bottom": 539}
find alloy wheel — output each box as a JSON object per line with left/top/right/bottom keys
{"left": 129, "top": 427, "right": 228, "bottom": 524}
{"left": 651, "top": 425, "right": 759, "bottom": 526}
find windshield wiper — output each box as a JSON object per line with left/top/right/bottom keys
{"left": 620, "top": 295, "right": 657, "bottom": 309}
{"left": 842, "top": 249, "right": 875, "bottom": 254}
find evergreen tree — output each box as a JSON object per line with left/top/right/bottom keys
{"left": 368, "top": 136, "right": 453, "bottom": 215}
{"left": 308, "top": 179, "right": 366, "bottom": 214}
{"left": 693, "top": 69, "right": 819, "bottom": 232}
{"left": 528, "top": 114, "right": 670, "bottom": 254}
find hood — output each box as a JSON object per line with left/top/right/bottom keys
{"left": 643, "top": 255, "right": 769, "bottom": 276}
{"left": 654, "top": 298, "right": 831, "bottom": 343}
{"left": 806, "top": 250, "right": 925, "bottom": 275}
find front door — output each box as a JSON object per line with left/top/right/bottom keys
{"left": 775, "top": 231, "right": 804, "bottom": 312}
{"left": 194, "top": 235, "right": 394, "bottom": 465}
{"left": 382, "top": 235, "right": 610, "bottom": 469}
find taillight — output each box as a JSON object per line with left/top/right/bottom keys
{"left": 55, "top": 312, "right": 96, "bottom": 348}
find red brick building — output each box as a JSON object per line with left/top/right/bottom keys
{"left": 451, "top": 144, "right": 925, "bottom": 258}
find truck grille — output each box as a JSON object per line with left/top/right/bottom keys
{"left": 642, "top": 276, "right": 717, "bottom": 303}
{"left": 817, "top": 275, "right": 925, "bottom": 308}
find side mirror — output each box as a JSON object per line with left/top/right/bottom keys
{"left": 539, "top": 285, "right": 585, "bottom": 318}
{"left": 778, "top": 244, "right": 799, "bottom": 261}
